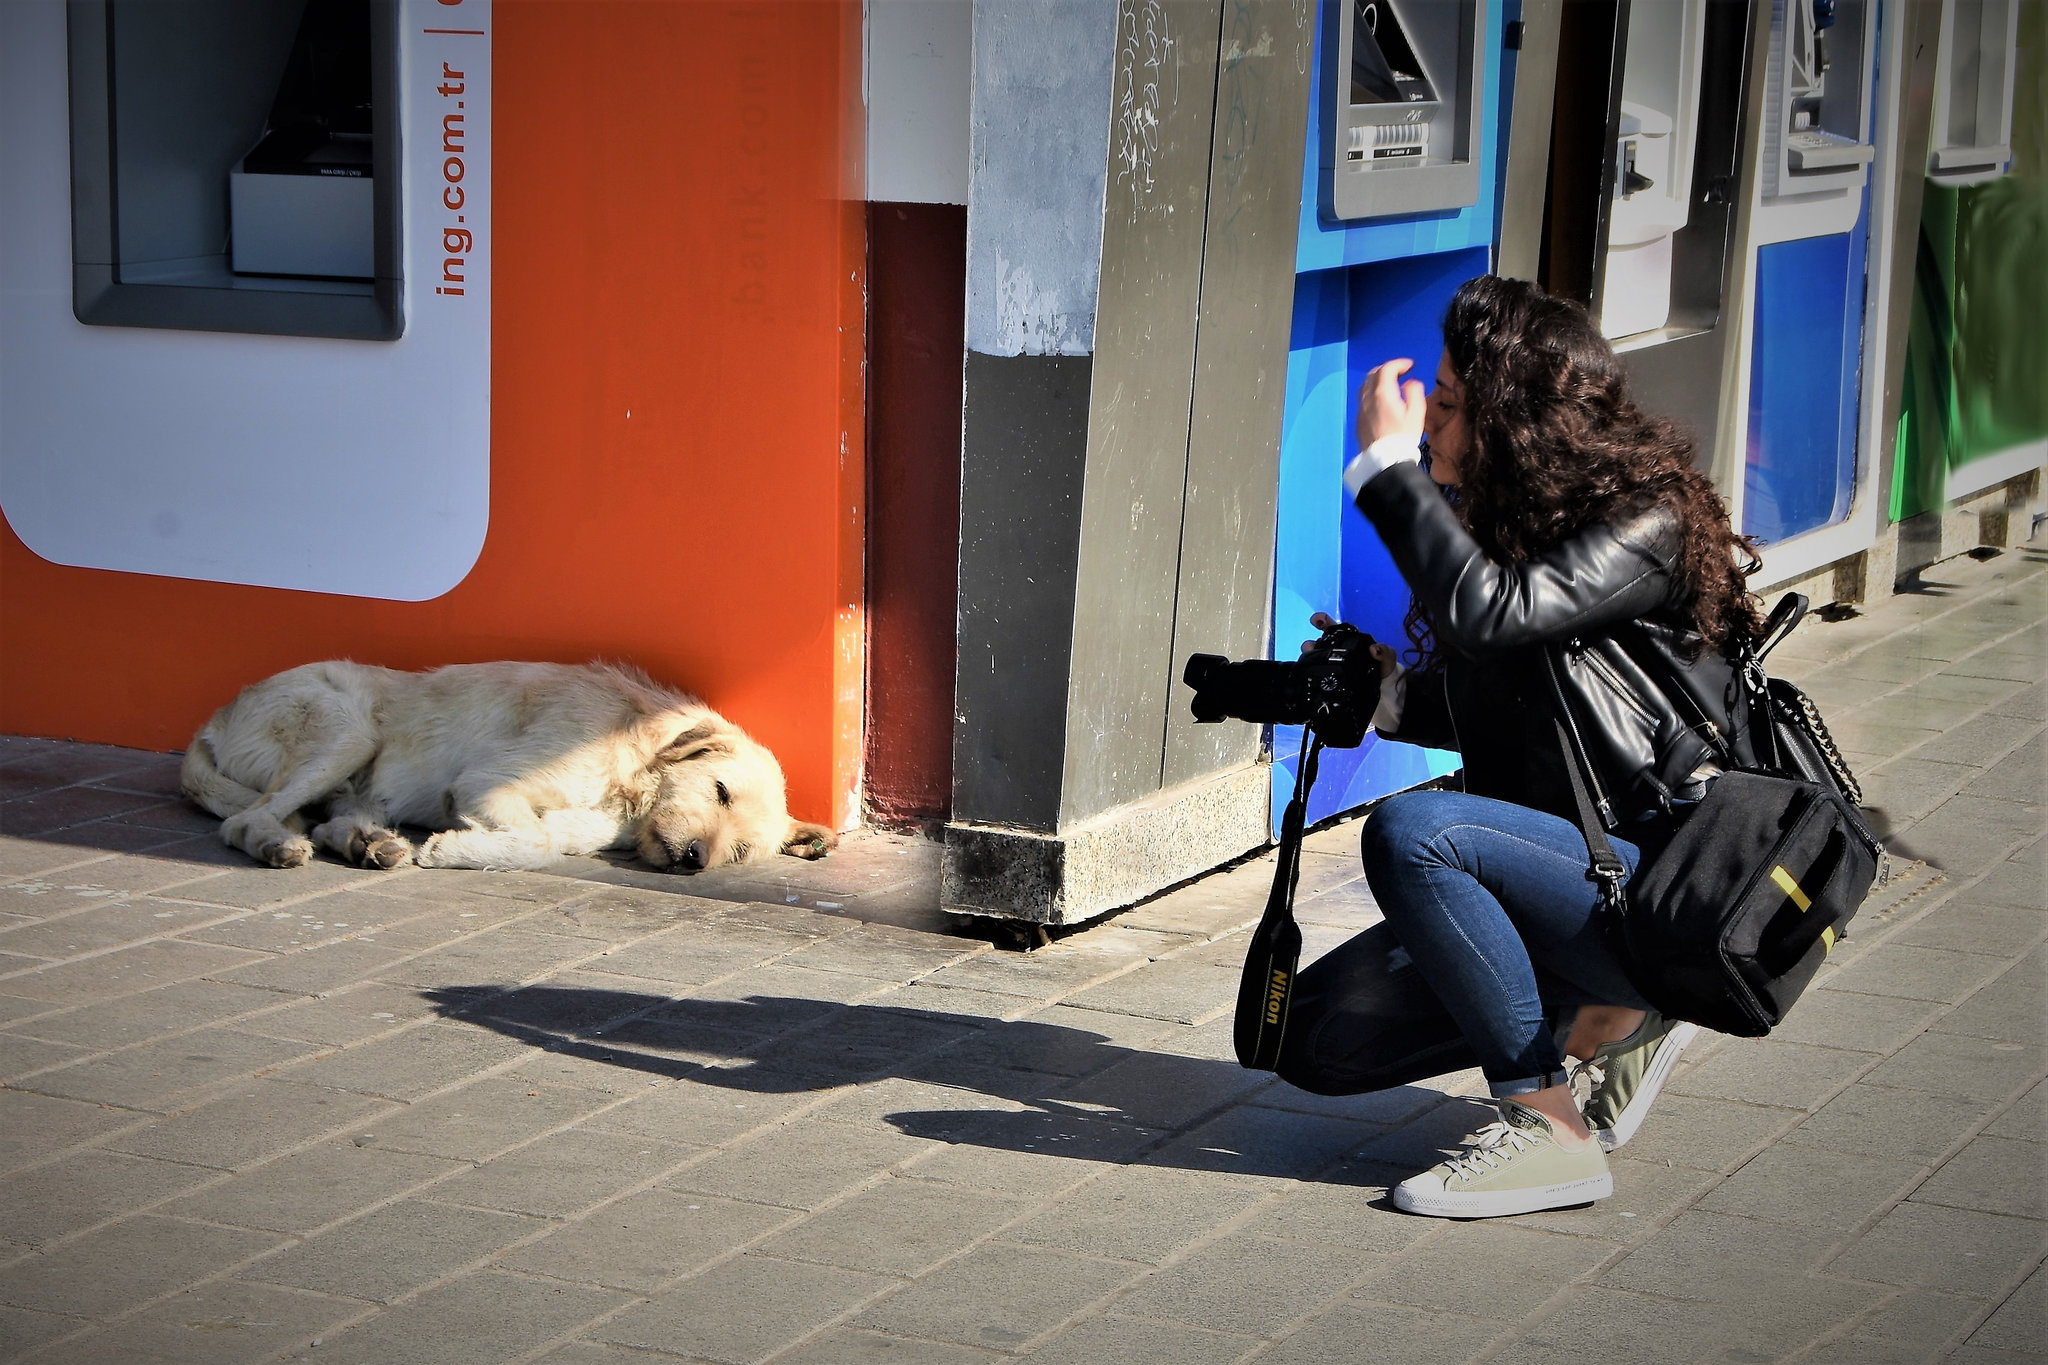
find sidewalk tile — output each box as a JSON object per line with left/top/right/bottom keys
{"left": 1973, "top": 851, "right": 2048, "bottom": 910}
{"left": 1769, "top": 986, "right": 1945, "bottom": 1053}
{"left": 1059, "top": 956, "right": 1241, "bottom": 1025}
{"left": 1, "top": 938, "right": 266, "bottom": 1003}
{"left": 1234, "top": 1176, "right": 1433, "bottom": 1256}
{"left": 0, "top": 1305, "right": 84, "bottom": 1358}
{"left": 934, "top": 1003, "right": 1175, "bottom": 1078}
{"left": 499, "top": 1188, "right": 793, "bottom": 1291}
{"left": 239, "top": 1197, "right": 538, "bottom": 1302}
{"left": 1032, "top": 1316, "right": 1268, "bottom": 1365}
{"left": 239, "top": 980, "right": 475, "bottom": 1046}
{"left": 1596, "top": 1209, "right": 1839, "bottom": 1299}
{"left": 1987, "top": 1080, "right": 2044, "bottom": 1142}
{"left": 1106, "top": 1234, "right": 1374, "bottom": 1337}
{"left": 0, "top": 787, "right": 164, "bottom": 837}
{"left": 0, "top": 1034, "right": 90, "bottom": 1083}
{"left": 853, "top": 1241, "right": 1132, "bottom": 1348}
{"left": 1893, "top": 901, "right": 2048, "bottom": 959}
{"left": 1988, "top": 680, "right": 2046, "bottom": 721}
{"left": 1865, "top": 1027, "right": 2043, "bottom": 1101}
{"left": 1697, "top": 1143, "right": 1923, "bottom": 1230}
{"left": 1503, "top": 1156, "right": 1717, "bottom": 1238}
{"left": 1784, "top": 1081, "right": 2003, "bottom": 1165}
{"left": 1891, "top": 794, "right": 2044, "bottom": 870}
{"left": 0, "top": 1089, "right": 142, "bottom": 1175}
{"left": 1969, "top": 1262, "right": 2046, "bottom": 1354}
{"left": 1494, "top": 1284, "right": 1731, "bottom": 1364}
{"left": 1663, "top": 1036, "right": 1871, "bottom": 1111}
{"left": 1819, "top": 942, "right": 2012, "bottom": 1005}
{"left": 1827, "top": 1201, "right": 2048, "bottom": 1297}
{"left": 1273, "top": 1301, "right": 1507, "bottom": 1365}
{"left": 599, "top": 1253, "right": 894, "bottom": 1362}
{"left": 1861, "top": 756, "right": 1977, "bottom": 822}
{"left": 1007, "top": 1165, "right": 1266, "bottom": 1264}
{"left": 534, "top": 885, "right": 729, "bottom": 941}
{"left": 1933, "top": 950, "right": 2048, "bottom": 1045}
{"left": 433, "top": 1127, "right": 699, "bottom": 1217}
{"left": 363, "top": 1076, "right": 618, "bottom": 1162}
{"left": 916, "top": 944, "right": 1144, "bottom": 1001}
{"left": 899, "top": 1120, "right": 1148, "bottom": 1196}
{"left": 0, "top": 1150, "right": 215, "bottom": 1252}
{"left": 301, "top": 1270, "right": 628, "bottom": 1365}
{"left": 10, "top": 977, "right": 281, "bottom": 1052}
{"left": 0, "top": 1214, "right": 283, "bottom": 1318}
{"left": 666, "top": 1118, "right": 934, "bottom": 1210}
{"left": 1809, "top": 1287, "right": 1991, "bottom": 1363}
{"left": 1141, "top": 1105, "right": 1378, "bottom": 1185}
{"left": 580, "top": 1075, "right": 809, "bottom": 1145}
{"left": 776, "top": 1329, "right": 1005, "bottom": 1364}
{"left": 0, "top": 898, "right": 231, "bottom": 959}
{"left": 18, "top": 1027, "right": 317, "bottom": 1109}
{"left": 577, "top": 923, "right": 821, "bottom": 987}
{"left": 1909, "top": 1134, "right": 2048, "bottom": 1220}
{"left": 152, "top": 860, "right": 386, "bottom": 911}
{"left": 1908, "top": 711, "right": 2041, "bottom": 771}
{"left": 185, "top": 896, "right": 416, "bottom": 952}
{"left": 158, "top": 1141, "right": 463, "bottom": 1234}
{"left": 211, "top": 940, "right": 412, "bottom": 996}
{"left": 102, "top": 1078, "right": 391, "bottom": 1169}
{"left": 781, "top": 922, "right": 987, "bottom": 981}
{"left": 1354, "top": 1221, "right": 1616, "bottom": 1322}
{"left": 1967, "top": 737, "right": 2047, "bottom": 804}
{"left": 758, "top": 1175, "right": 1034, "bottom": 1276}
{"left": 1054, "top": 1049, "right": 1263, "bottom": 1129}
{"left": 377, "top": 927, "right": 601, "bottom": 990}
{"left": 27, "top": 1279, "right": 357, "bottom": 1365}
{"left": 270, "top": 1021, "right": 530, "bottom": 1101}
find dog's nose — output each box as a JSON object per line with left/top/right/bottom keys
{"left": 680, "top": 839, "right": 706, "bottom": 871}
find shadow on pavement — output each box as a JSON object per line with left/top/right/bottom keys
{"left": 424, "top": 984, "right": 1462, "bottom": 1185}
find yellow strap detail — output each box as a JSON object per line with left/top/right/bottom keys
{"left": 1820, "top": 926, "right": 1836, "bottom": 953}
{"left": 1770, "top": 865, "right": 1812, "bottom": 912}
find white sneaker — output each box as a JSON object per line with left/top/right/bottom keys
{"left": 1573, "top": 1012, "right": 1699, "bottom": 1152}
{"left": 1393, "top": 1100, "right": 1613, "bottom": 1219}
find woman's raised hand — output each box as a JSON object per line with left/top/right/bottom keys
{"left": 1357, "top": 358, "right": 1427, "bottom": 450}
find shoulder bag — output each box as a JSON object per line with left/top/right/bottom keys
{"left": 1551, "top": 594, "right": 1888, "bottom": 1038}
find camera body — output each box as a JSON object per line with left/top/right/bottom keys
{"left": 1183, "top": 620, "right": 1383, "bottom": 748}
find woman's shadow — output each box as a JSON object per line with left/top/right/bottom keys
{"left": 422, "top": 983, "right": 1483, "bottom": 1186}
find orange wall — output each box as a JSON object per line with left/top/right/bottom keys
{"left": 0, "top": 0, "right": 867, "bottom": 828}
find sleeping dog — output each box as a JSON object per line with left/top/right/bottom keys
{"left": 181, "top": 660, "right": 836, "bottom": 872}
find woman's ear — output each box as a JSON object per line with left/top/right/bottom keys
{"left": 780, "top": 821, "right": 837, "bottom": 859}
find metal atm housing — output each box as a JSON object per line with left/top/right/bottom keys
{"left": 1321, "top": 0, "right": 1488, "bottom": 221}
{"left": 1927, "top": 0, "right": 2020, "bottom": 186}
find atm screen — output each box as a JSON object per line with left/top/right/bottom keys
{"left": 1351, "top": 0, "right": 1437, "bottom": 105}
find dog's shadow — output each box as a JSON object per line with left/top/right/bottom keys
{"left": 425, "top": 985, "right": 1470, "bottom": 1187}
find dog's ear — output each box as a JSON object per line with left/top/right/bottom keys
{"left": 781, "top": 821, "right": 837, "bottom": 860}
{"left": 656, "top": 719, "right": 733, "bottom": 765}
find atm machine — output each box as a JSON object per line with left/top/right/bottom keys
{"left": 1732, "top": 0, "right": 1882, "bottom": 561}
{"left": 1273, "top": 0, "right": 1501, "bottom": 827}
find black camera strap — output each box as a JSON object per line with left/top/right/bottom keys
{"left": 1234, "top": 728, "right": 1322, "bottom": 1071}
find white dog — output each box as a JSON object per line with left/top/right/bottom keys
{"left": 181, "top": 660, "right": 836, "bottom": 873}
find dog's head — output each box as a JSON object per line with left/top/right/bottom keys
{"left": 632, "top": 716, "right": 837, "bottom": 872}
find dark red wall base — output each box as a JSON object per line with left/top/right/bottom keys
{"left": 864, "top": 201, "right": 967, "bottom": 825}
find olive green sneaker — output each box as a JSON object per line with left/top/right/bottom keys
{"left": 1392, "top": 1100, "right": 1612, "bottom": 1218}
{"left": 1573, "top": 1011, "right": 1698, "bottom": 1152}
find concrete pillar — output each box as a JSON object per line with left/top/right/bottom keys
{"left": 945, "top": 0, "right": 1314, "bottom": 924}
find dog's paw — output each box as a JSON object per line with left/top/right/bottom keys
{"left": 347, "top": 828, "right": 414, "bottom": 870}
{"left": 780, "top": 822, "right": 838, "bottom": 860}
{"left": 261, "top": 835, "right": 315, "bottom": 869}
{"left": 413, "top": 832, "right": 466, "bottom": 869}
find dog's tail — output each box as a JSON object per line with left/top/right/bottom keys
{"left": 180, "top": 730, "right": 264, "bottom": 819}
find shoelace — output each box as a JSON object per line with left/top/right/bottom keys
{"left": 1569, "top": 1058, "right": 1606, "bottom": 1108}
{"left": 1441, "top": 1118, "right": 1542, "bottom": 1179}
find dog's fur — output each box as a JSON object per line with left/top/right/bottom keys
{"left": 181, "top": 660, "right": 836, "bottom": 873}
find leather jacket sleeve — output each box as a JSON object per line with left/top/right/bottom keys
{"left": 1353, "top": 462, "right": 1683, "bottom": 655}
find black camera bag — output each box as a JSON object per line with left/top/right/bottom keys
{"left": 1552, "top": 594, "right": 1886, "bottom": 1037}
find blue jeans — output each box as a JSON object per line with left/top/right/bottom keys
{"left": 1361, "top": 789, "right": 1653, "bottom": 1099}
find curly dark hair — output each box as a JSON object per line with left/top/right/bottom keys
{"left": 1402, "top": 274, "right": 1764, "bottom": 666}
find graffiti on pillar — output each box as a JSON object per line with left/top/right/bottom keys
{"left": 1114, "top": 0, "right": 1175, "bottom": 221}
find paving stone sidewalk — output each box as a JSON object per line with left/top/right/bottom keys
{"left": 0, "top": 545, "right": 2041, "bottom": 1365}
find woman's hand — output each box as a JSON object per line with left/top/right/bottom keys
{"left": 1357, "top": 358, "right": 1426, "bottom": 450}
{"left": 1302, "top": 612, "right": 1400, "bottom": 680}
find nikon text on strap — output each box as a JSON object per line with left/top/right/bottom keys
{"left": 1234, "top": 731, "right": 1321, "bottom": 1071}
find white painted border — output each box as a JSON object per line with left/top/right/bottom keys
{"left": 0, "top": 0, "right": 492, "bottom": 602}
{"left": 1945, "top": 441, "right": 2048, "bottom": 504}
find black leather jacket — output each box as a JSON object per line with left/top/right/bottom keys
{"left": 1354, "top": 462, "right": 1754, "bottom": 829}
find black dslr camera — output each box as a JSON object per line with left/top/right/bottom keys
{"left": 1182, "top": 620, "right": 1383, "bottom": 748}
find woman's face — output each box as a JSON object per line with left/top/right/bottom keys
{"left": 1423, "top": 350, "right": 1470, "bottom": 487}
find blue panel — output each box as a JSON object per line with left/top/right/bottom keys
{"left": 1294, "top": 0, "right": 1506, "bottom": 274}
{"left": 1271, "top": 250, "right": 1483, "bottom": 834}
{"left": 1743, "top": 231, "right": 1866, "bottom": 541}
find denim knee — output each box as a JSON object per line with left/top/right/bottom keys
{"left": 1360, "top": 790, "right": 1454, "bottom": 892}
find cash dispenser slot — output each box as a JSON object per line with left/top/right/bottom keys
{"left": 65, "top": 0, "right": 401, "bottom": 340}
